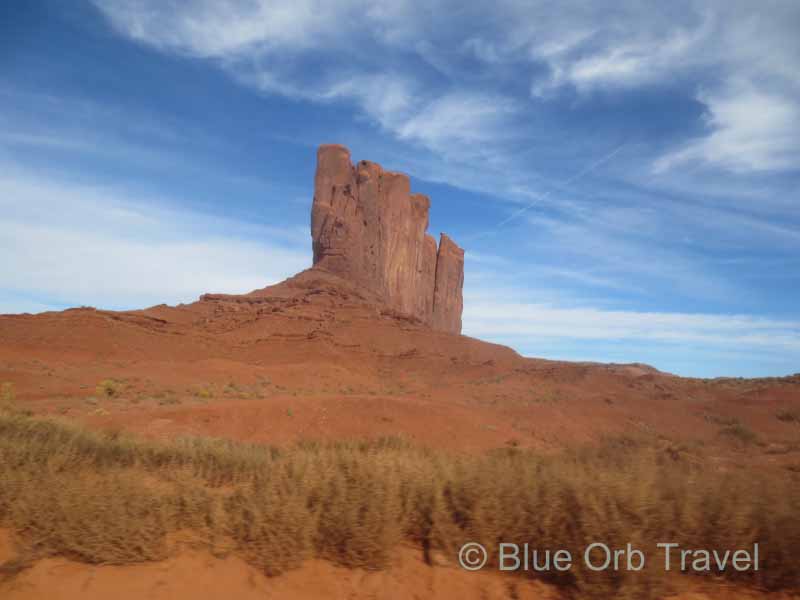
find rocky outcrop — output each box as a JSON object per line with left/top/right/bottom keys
{"left": 311, "top": 144, "right": 464, "bottom": 334}
{"left": 432, "top": 234, "right": 465, "bottom": 334}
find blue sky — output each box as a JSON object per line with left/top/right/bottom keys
{"left": 1, "top": 1, "right": 798, "bottom": 377}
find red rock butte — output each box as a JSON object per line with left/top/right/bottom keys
{"left": 311, "top": 144, "right": 465, "bottom": 334}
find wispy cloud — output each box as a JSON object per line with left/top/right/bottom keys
{"left": 654, "top": 80, "right": 800, "bottom": 173}
{"left": 93, "top": 0, "right": 363, "bottom": 56}
{"left": 0, "top": 167, "right": 310, "bottom": 312}
{"left": 461, "top": 261, "right": 800, "bottom": 375}
{"left": 320, "top": 72, "right": 416, "bottom": 131}
{"left": 465, "top": 299, "right": 800, "bottom": 351}
{"left": 92, "top": 0, "right": 800, "bottom": 184}
{"left": 529, "top": 11, "right": 713, "bottom": 95}
{"left": 395, "top": 92, "right": 519, "bottom": 153}
{"left": 464, "top": 285, "right": 800, "bottom": 360}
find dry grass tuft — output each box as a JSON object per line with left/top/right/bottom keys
{"left": 96, "top": 379, "right": 122, "bottom": 398}
{"left": 0, "top": 383, "right": 15, "bottom": 407}
{"left": 719, "top": 423, "right": 760, "bottom": 445}
{"left": 0, "top": 411, "right": 798, "bottom": 598}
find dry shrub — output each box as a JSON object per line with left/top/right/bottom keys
{"left": 4, "top": 470, "right": 171, "bottom": 564}
{"left": 0, "top": 411, "right": 798, "bottom": 599}
{"left": 96, "top": 379, "right": 121, "bottom": 398}
{"left": 0, "top": 383, "right": 14, "bottom": 405}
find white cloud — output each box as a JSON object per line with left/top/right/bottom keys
{"left": 0, "top": 168, "right": 310, "bottom": 312}
{"left": 246, "top": 68, "right": 520, "bottom": 170}
{"left": 396, "top": 92, "right": 518, "bottom": 153}
{"left": 654, "top": 80, "right": 800, "bottom": 173}
{"left": 93, "top": 0, "right": 364, "bottom": 56}
{"left": 95, "top": 2, "right": 520, "bottom": 168}
{"left": 464, "top": 298, "right": 800, "bottom": 352}
{"left": 92, "top": 0, "right": 800, "bottom": 179}
{"left": 474, "top": 3, "right": 800, "bottom": 174}
{"left": 530, "top": 15, "right": 712, "bottom": 96}
{"left": 518, "top": 3, "right": 799, "bottom": 173}
{"left": 321, "top": 73, "right": 416, "bottom": 132}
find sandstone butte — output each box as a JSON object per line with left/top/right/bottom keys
{"left": 311, "top": 144, "right": 464, "bottom": 334}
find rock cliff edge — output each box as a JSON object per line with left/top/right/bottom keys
{"left": 311, "top": 144, "right": 464, "bottom": 334}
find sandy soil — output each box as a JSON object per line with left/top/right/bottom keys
{"left": 0, "top": 530, "right": 794, "bottom": 600}
{"left": 1, "top": 269, "right": 797, "bottom": 460}
{"left": 1, "top": 268, "right": 799, "bottom": 599}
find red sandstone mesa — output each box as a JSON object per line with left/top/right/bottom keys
{"left": 311, "top": 144, "right": 465, "bottom": 334}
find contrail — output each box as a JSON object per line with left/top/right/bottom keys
{"left": 467, "top": 142, "right": 627, "bottom": 241}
